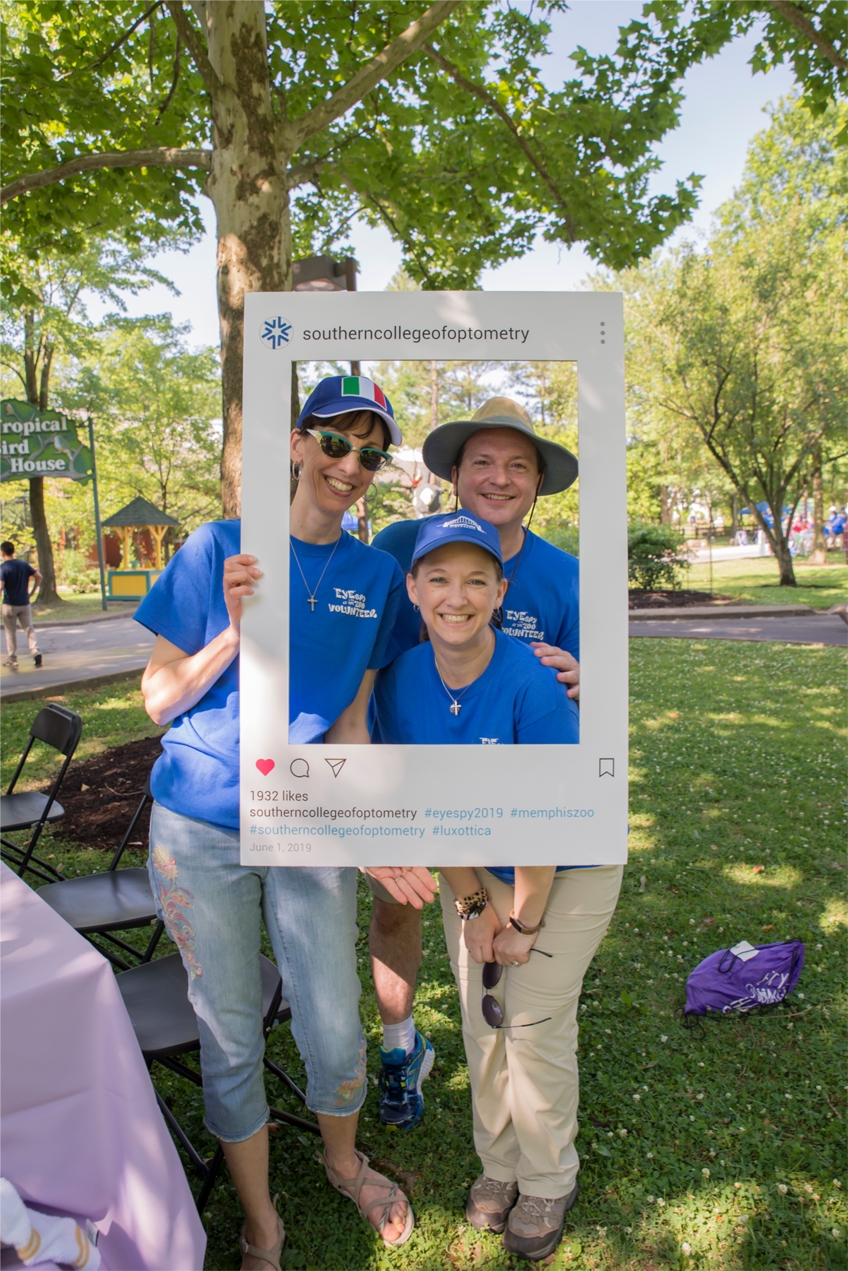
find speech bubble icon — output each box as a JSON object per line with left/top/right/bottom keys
{"left": 599, "top": 758, "right": 615, "bottom": 777}
{"left": 255, "top": 758, "right": 275, "bottom": 777}
{"left": 290, "top": 758, "right": 310, "bottom": 779}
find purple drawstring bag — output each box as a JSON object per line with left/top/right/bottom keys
{"left": 684, "top": 938, "right": 805, "bottom": 1019}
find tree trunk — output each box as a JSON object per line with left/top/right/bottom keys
{"left": 355, "top": 495, "right": 369, "bottom": 544}
{"left": 203, "top": 0, "right": 292, "bottom": 518}
{"left": 659, "top": 484, "right": 672, "bottom": 525}
{"left": 730, "top": 490, "right": 738, "bottom": 538}
{"left": 809, "top": 448, "right": 827, "bottom": 564}
{"left": 29, "top": 477, "right": 60, "bottom": 603}
{"left": 772, "top": 535, "right": 797, "bottom": 586}
{"left": 23, "top": 311, "right": 60, "bottom": 603}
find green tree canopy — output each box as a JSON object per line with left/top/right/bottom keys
{"left": 3, "top": 1, "right": 844, "bottom": 513}
{"left": 614, "top": 97, "right": 848, "bottom": 585}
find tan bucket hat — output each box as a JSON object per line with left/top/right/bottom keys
{"left": 422, "top": 397, "right": 577, "bottom": 496}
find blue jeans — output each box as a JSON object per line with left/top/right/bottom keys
{"left": 148, "top": 802, "right": 366, "bottom": 1142}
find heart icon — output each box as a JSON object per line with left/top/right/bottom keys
{"left": 255, "top": 759, "right": 275, "bottom": 776}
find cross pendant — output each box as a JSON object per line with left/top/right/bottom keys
{"left": 307, "top": 596, "right": 317, "bottom": 612}
{"left": 450, "top": 701, "right": 461, "bottom": 716}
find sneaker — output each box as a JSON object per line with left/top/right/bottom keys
{"left": 34, "top": 654, "right": 42, "bottom": 667}
{"left": 502, "top": 1184, "right": 578, "bottom": 1261}
{"left": 378, "top": 1030, "right": 434, "bottom": 1129}
{"left": 3, "top": 659, "right": 18, "bottom": 670}
{"left": 466, "top": 1175, "right": 519, "bottom": 1233}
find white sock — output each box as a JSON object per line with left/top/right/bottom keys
{"left": 382, "top": 1016, "right": 416, "bottom": 1055}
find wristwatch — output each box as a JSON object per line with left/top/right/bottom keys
{"left": 454, "top": 888, "right": 490, "bottom": 921}
{"left": 508, "top": 911, "right": 544, "bottom": 935}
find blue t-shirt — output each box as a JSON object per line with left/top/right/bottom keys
{"left": 288, "top": 531, "right": 404, "bottom": 742}
{"left": 374, "top": 628, "right": 578, "bottom": 746}
{"left": 372, "top": 520, "right": 579, "bottom": 659}
{"left": 1, "top": 558, "right": 35, "bottom": 606}
{"left": 135, "top": 520, "right": 404, "bottom": 830}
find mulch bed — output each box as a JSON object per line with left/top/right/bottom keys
{"left": 59, "top": 734, "right": 163, "bottom": 851}
{"left": 629, "top": 589, "right": 734, "bottom": 609}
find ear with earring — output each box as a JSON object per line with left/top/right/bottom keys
{"left": 291, "top": 462, "right": 301, "bottom": 480}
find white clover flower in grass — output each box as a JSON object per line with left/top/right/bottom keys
{"left": 681, "top": 1242, "right": 692, "bottom": 1256}
{"left": 619, "top": 1128, "right": 628, "bottom": 1137}
{"left": 647, "top": 1195, "right": 655, "bottom": 1204}
{"left": 702, "top": 1168, "right": 711, "bottom": 1177}
{"left": 647, "top": 1152, "right": 654, "bottom": 1159}
{"left": 657, "top": 1198, "right": 666, "bottom": 1207}
{"left": 660, "top": 1035, "right": 669, "bottom": 1043}
{"left": 633, "top": 1093, "right": 641, "bottom": 1101}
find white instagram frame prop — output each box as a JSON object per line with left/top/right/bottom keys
{"left": 240, "top": 291, "right": 627, "bottom": 867}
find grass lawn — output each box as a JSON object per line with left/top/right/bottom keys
{"left": 31, "top": 591, "right": 138, "bottom": 621}
{"left": 1, "top": 681, "right": 163, "bottom": 790}
{"left": 686, "top": 557, "right": 847, "bottom": 610}
{"left": 5, "top": 640, "right": 846, "bottom": 1271}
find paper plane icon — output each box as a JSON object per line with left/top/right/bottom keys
{"left": 325, "top": 758, "right": 346, "bottom": 778}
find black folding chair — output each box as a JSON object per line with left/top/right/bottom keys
{"left": 1, "top": 704, "right": 82, "bottom": 883}
{"left": 38, "top": 779, "right": 165, "bottom": 969}
{"left": 117, "top": 953, "right": 320, "bottom": 1214}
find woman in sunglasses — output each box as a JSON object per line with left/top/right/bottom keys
{"left": 373, "top": 511, "right": 620, "bottom": 1263}
{"left": 135, "top": 376, "right": 433, "bottom": 1269}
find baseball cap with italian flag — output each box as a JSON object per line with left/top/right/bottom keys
{"left": 297, "top": 375, "right": 402, "bottom": 446}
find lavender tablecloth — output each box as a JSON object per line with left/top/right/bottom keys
{"left": 0, "top": 864, "right": 206, "bottom": 1271}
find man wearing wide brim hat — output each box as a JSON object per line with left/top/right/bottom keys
{"left": 423, "top": 396, "right": 577, "bottom": 498}
{"left": 364, "top": 395, "right": 585, "bottom": 1132}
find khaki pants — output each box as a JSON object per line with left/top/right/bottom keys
{"left": 2, "top": 603, "right": 39, "bottom": 662}
{"left": 440, "top": 864, "right": 623, "bottom": 1198}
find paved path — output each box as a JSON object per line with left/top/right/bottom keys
{"left": 630, "top": 612, "right": 846, "bottom": 647}
{"left": 1, "top": 616, "right": 154, "bottom": 701}
{"left": 2, "top": 608, "right": 843, "bottom": 704}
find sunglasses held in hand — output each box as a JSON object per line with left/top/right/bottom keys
{"left": 305, "top": 428, "right": 393, "bottom": 472}
{"left": 482, "top": 950, "right": 552, "bottom": 1030}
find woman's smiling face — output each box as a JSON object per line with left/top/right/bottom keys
{"left": 408, "top": 542, "right": 507, "bottom": 650}
{"left": 291, "top": 411, "right": 386, "bottom": 517}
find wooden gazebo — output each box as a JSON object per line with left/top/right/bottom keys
{"left": 101, "top": 497, "right": 179, "bottom": 599}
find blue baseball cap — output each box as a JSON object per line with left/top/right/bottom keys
{"left": 297, "top": 374, "right": 402, "bottom": 446}
{"left": 412, "top": 512, "right": 503, "bottom": 568}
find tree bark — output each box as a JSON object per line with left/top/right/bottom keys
{"left": 809, "top": 446, "right": 827, "bottom": 564}
{"left": 22, "top": 312, "right": 60, "bottom": 603}
{"left": 190, "top": 0, "right": 291, "bottom": 518}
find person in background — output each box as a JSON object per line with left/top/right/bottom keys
{"left": 1, "top": 541, "right": 42, "bottom": 670}
{"left": 365, "top": 397, "right": 581, "bottom": 1133}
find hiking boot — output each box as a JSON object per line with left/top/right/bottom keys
{"left": 34, "top": 654, "right": 42, "bottom": 667}
{"left": 466, "top": 1175, "right": 519, "bottom": 1233}
{"left": 502, "top": 1184, "right": 578, "bottom": 1261}
{"left": 378, "top": 1030, "right": 434, "bottom": 1129}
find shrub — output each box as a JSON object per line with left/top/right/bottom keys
{"left": 628, "top": 525, "right": 690, "bottom": 590}
{"left": 56, "top": 549, "right": 100, "bottom": 593}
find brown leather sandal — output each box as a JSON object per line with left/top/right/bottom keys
{"left": 239, "top": 1193, "right": 285, "bottom": 1271}
{"left": 320, "top": 1150, "right": 415, "bottom": 1248}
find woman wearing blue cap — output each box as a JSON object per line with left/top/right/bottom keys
{"left": 373, "top": 512, "right": 578, "bottom": 747}
{"left": 374, "top": 512, "right": 619, "bottom": 1263}
{"left": 134, "top": 376, "right": 431, "bottom": 1268}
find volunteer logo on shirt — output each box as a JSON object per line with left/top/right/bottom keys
{"left": 441, "top": 515, "right": 484, "bottom": 534}
{"left": 501, "top": 609, "right": 545, "bottom": 641}
{"left": 260, "top": 317, "right": 292, "bottom": 348}
{"left": 480, "top": 737, "right": 500, "bottom": 744}
{"left": 329, "top": 587, "right": 378, "bottom": 618}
